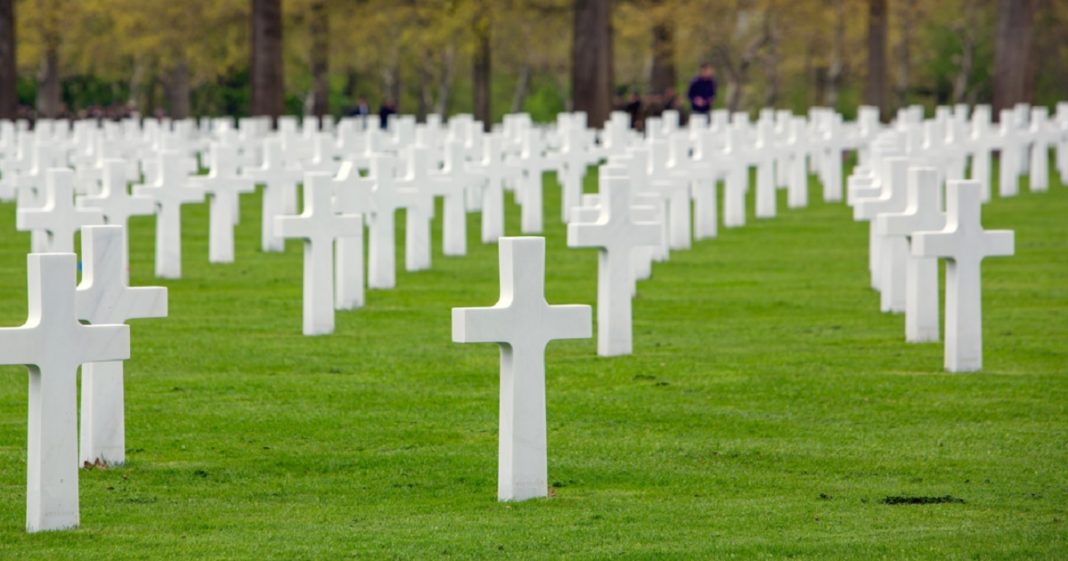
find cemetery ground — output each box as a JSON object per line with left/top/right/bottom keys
{"left": 0, "top": 166, "right": 1065, "bottom": 560}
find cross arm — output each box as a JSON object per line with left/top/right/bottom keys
{"left": 544, "top": 305, "right": 592, "bottom": 342}
{"left": 452, "top": 306, "right": 514, "bottom": 345}
{"left": 911, "top": 230, "right": 956, "bottom": 259}
{"left": 876, "top": 212, "right": 920, "bottom": 237}
{"left": 566, "top": 220, "right": 608, "bottom": 250}
{"left": 0, "top": 326, "right": 45, "bottom": 367}
{"left": 984, "top": 230, "right": 1015, "bottom": 258}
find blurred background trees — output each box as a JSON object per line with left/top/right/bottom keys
{"left": 1, "top": 0, "right": 1064, "bottom": 122}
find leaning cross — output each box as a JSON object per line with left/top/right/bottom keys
{"left": 76, "top": 225, "right": 167, "bottom": 466}
{"left": 0, "top": 253, "right": 129, "bottom": 532}
{"left": 912, "top": 180, "right": 1014, "bottom": 372}
{"left": 452, "top": 237, "right": 591, "bottom": 502}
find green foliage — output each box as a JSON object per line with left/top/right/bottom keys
{"left": 523, "top": 78, "right": 567, "bottom": 124}
{"left": 61, "top": 75, "right": 130, "bottom": 111}
{"left": 190, "top": 69, "right": 251, "bottom": 119}
{"left": 6, "top": 0, "right": 1068, "bottom": 118}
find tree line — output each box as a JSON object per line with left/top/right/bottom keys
{"left": 0, "top": 0, "right": 1062, "bottom": 126}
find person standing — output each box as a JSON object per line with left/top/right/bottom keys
{"left": 687, "top": 63, "right": 717, "bottom": 115}
{"left": 378, "top": 99, "right": 396, "bottom": 129}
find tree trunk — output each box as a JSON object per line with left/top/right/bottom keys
{"left": 344, "top": 68, "right": 358, "bottom": 99}
{"left": 952, "top": 0, "right": 979, "bottom": 104}
{"left": 0, "top": 0, "right": 15, "bottom": 119}
{"left": 309, "top": 0, "right": 329, "bottom": 123}
{"left": 825, "top": 0, "right": 845, "bottom": 108}
{"left": 992, "top": 0, "right": 1035, "bottom": 114}
{"left": 251, "top": 0, "right": 284, "bottom": 120}
{"left": 472, "top": 5, "right": 492, "bottom": 130}
{"left": 864, "top": 0, "right": 888, "bottom": 115}
{"left": 417, "top": 59, "right": 431, "bottom": 121}
{"left": 127, "top": 56, "right": 145, "bottom": 113}
{"left": 511, "top": 63, "right": 531, "bottom": 113}
{"left": 35, "top": 0, "right": 60, "bottom": 118}
{"left": 166, "top": 56, "right": 191, "bottom": 119}
{"left": 435, "top": 47, "right": 455, "bottom": 116}
{"left": 894, "top": 0, "right": 915, "bottom": 109}
{"left": 649, "top": 3, "right": 676, "bottom": 96}
{"left": 763, "top": 8, "right": 779, "bottom": 107}
{"left": 572, "top": 0, "right": 613, "bottom": 128}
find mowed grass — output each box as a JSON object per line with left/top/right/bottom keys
{"left": 0, "top": 158, "right": 1065, "bottom": 560}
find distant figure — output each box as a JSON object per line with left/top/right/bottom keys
{"left": 622, "top": 90, "right": 643, "bottom": 129}
{"left": 348, "top": 97, "right": 370, "bottom": 118}
{"left": 378, "top": 99, "right": 396, "bottom": 129}
{"left": 688, "top": 63, "right": 717, "bottom": 115}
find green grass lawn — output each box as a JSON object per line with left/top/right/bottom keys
{"left": 0, "top": 162, "right": 1065, "bottom": 560}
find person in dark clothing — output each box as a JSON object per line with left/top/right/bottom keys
{"left": 687, "top": 63, "right": 717, "bottom": 115}
{"left": 378, "top": 99, "right": 396, "bottom": 129}
{"left": 622, "top": 90, "right": 643, "bottom": 129}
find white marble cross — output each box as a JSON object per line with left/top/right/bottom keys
{"left": 0, "top": 253, "right": 129, "bottom": 532}
{"left": 395, "top": 145, "right": 439, "bottom": 272}
{"left": 785, "top": 117, "right": 810, "bottom": 209}
{"left": 470, "top": 134, "right": 522, "bottom": 243}
{"left": 968, "top": 106, "right": 997, "bottom": 202}
{"left": 76, "top": 159, "right": 155, "bottom": 235}
{"left": 912, "top": 180, "right": 1014, "bottom": 372}
{"left": 366, "top": 155, "right": 430, "bottom": 289}
{"left": 133, "top": 150, "right": 205, "bottom": 279}
{"left": 556, "top": 126, "right": 594, "bottom": 223}
{"left": 14, "top": 143, "right": 63, "bottom": 210}
{"left": 573, "top": 185, "right": 663, "bottom": 295}
{"left": 516, "top": 130, "right": 554, "bottom": 234}
{"left": 875, "top": 167, "right": 946, "bottom": 343}
{"left": 722, "top": 125, "right": 750, "bottom": 228}
{"left": 567, "top": 175, "right": 661, "bottom": 356}
{"left": 276, "top": 172, "right": 362, "bottom": 335}
{"left": 1028, "top": 107, "right": 1052, "bottom": 192}
{"left": 753, "top": 118, "right": 778, "bottom": 218}
{"left": 191, "top": 144, "right": 255, "bottom": 263}
{"left": 434, "top": 141, "right": 474, "bottom": 256}
{"left": 16, "top": 168, "right": 104, "bottom": 253}
{"left": 452, "top": 236, "right": 591, "bottom": 502}
{"left": 332, "top": 161, "right": 373, "bottom": 310}
{"left": 690, "top": 129, "right": 729, "bottom": 239}
{"left": 819, "top": 114, "right": 846, "bottom": 202}
{"left": 76, "top": 226, "right": 167, "bottom": 466}
{"left": 855, "top": 157, "right": 910, "bottom": 313}
{"left": 243, "top": 138, "right": 302, "bottom": 252}
{"left": 997, "top": 109, "right": 1022, "bottom": 198}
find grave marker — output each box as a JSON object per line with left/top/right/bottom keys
{"left": 452, "top": 237, "right": 591, "bottom": 501}
{"left": 133, "top": 151, "right": 205, "bottom": 279}
{"left": 275, "top": 173, "right": 362, "bottom": 335}
{"left": 0, "top": 253, "right": 129, "bottom": 532}
{"left": 912, "top": 181, "right": 1014, "bottom": 372}
{"left": 567, "top": 175, "right": 661, "bottom": 356}
{"left": 76, "top": 226, "right": 167, "bottom": 466}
